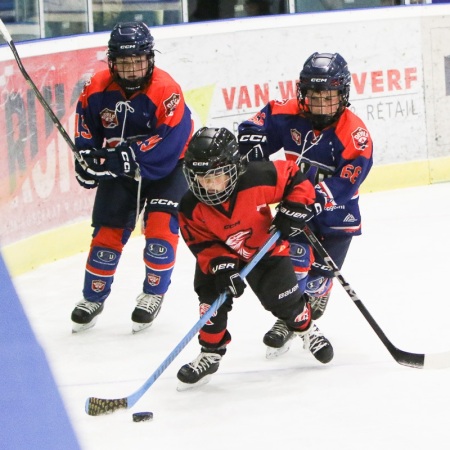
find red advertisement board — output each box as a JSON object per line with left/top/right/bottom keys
{"left": 0, "top": 47, "right": 107, "bottom": 245}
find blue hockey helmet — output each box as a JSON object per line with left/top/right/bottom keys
{"left": 107, "top": 21, "right": 155, "bottom": 93}
{"left": 297, "top": 52, "right": 351, "bottom": 129}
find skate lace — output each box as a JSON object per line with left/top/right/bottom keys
{"left": 310, "top": 296, "right": 328, "bottom": 312}
{"left": 306, "top": 324, "right": 329, "bottom": 354}
{"left": 76, "top": 300, "right": 102, "bottom": 314}
{"left": 189, "top": 353, "right": 221, "bottom": 374}
{"left": 270, "top": 319, "right": 291, "bottom": 338}
{"left": 136, "top": 293, "right": 163, "bottom": 314}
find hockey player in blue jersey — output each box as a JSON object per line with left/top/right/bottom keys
{"left": 238, "top": 52, "right": 373, "bottom": 358}
{"left": 70, "top": 21, "right": 193, "bottom": 333}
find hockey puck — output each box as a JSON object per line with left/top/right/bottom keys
{"left": 132, "top": 412, "right": 153, "bottom": 422}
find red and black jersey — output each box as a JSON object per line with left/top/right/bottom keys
{"left": 75, "top": 67, "right": 193, "bottom": 181}
{"left": 179, "top": 160, "right": 316, "bottom": 275}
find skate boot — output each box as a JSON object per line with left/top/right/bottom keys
{"left": 300, "top": 322, "right": 334, "bottom": 364}
{"left": 309, "top": 293, "right": 330, "bottom": 320}
{"left": 71, "top": 299, "right": 104, "bottom": 333}
{"left": 177, "top": 348, "right": 223, "bottom": 391}
{"left": 263, "top": 319, "right": 295, "bottom": 359}
{"left": 131, "top": 292, "right": 164, "bottom": 333}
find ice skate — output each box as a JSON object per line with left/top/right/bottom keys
{"left": 263, "top": 319, "right": 295, "bottom": 359}
{"left": 300, "top": 322, "right": 334, "bottom": 363}
{"left": 309, "top": 293, "right": 330, "bottom": 320}
{"left": 177, "top": 350, "right": 222, "bottom": 391}
{"left": 131, "top": 292, "right": 164, "bottom": 333}
{"left": 71, "top": 299, "right": 104, "bottom": 333}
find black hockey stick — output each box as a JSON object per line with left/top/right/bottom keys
{"left": 85, "top": 230, "right": 281, "bottom": 416}
{"left": 0, "top": 19, "right": 85, "bottom": 166}
{"left": 302, "top": 224, "right": 450, "bottom": 369}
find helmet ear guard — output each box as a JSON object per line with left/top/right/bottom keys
{"left": 297, "top": 52, "right": 351, "bottom": 129}
{"left": 183, "top": 127, "right": 246, "bottom": 205}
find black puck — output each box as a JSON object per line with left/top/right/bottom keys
{"left": 132, "top": 412, "right": 153, "bottom": 422}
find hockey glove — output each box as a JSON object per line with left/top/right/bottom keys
{"left": 237, "top": 131, "right": 267, "bottom": 162}
{"left": 104, "top": 144, "right": 139, "bottom": 179}
{"left": 74, "top": 156, "right": 99, "bottom": 189}
{"left": 211, "top": 258, "right": 246, "bottom": 298}
{"left": 75, "top": 148, "right": 117, "bottom": 180}
{"left": 272, "top": 200, "right": 316, "bottom": 238}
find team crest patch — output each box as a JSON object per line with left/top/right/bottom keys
{"left": 163, "top": 93, "right": 180, "bottom": 117}
{"left": 147, "top": 273, "right": 161, "bottom": 286}
{"left": 91, "top": 280, "right": 106, "bottom": 293}
{"left": 290, "top": 129, "right": 302, "bottom": 146}
{"left": 100, "top": 108, "right": 119, "bottom": 129}
{"left": 199, "top": 303, "right": 216, "bottom": 325}
{"left": 351, "top": 127, "right": 369, "bottom": 151}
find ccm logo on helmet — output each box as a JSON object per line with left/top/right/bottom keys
{"left": 120, "top": 44, "right": 137, "bottom": 49}
{"left": 311, "top": 78, "right": 327, "bottom": 82}
{"left": 192, "top": 161, "right": 209, "bottom": 167}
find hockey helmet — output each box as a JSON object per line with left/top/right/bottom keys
{"left": 183, "top": 127, "right": 245, "bottom": 206}
{"left": 297, "top": 52, "right": 351, "bottom": 129}
{"left": 107, "top": 21, "right": 155, "bottom": 93}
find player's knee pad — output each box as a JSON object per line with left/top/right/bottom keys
{"left": 289, "top": 242, "right": 313, "bottom": 291}
{"left": 305, "top": 274, "right": 333, "bottom": 298}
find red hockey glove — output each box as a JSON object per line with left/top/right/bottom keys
{"left": 272, "top": 200, "right": 316, "bottom": 238}
{"left": 210, "top": 258, "right": 246, "bottom": 298}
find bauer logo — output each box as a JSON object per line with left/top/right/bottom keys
{"left": 97, "top": 250, "right": 117, "bottom": 262}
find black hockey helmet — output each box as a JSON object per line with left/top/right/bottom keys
{"left": 183, "top": 127, "right": 245, "bottom": 205}
{"left": 297, "top": 52, "right": 351, "bottom": 129}
{"left": 107, "top": 21, "right": 155, "bottom": 93}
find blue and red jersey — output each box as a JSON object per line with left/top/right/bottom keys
{"left": 74, "top": 67, "right": 193, "bottom": 180}
{"left": 238, "top": 98, "right": 373, "bottom": 236}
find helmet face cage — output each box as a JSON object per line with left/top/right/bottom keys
{"left": 297, "top": 52, "right": 351, "bottom": 129}
{"left": 183, "top": 127, "right": 244, "bottom": 206}
{"left": 107, "top": 21, "right": 155, "bottom": 93}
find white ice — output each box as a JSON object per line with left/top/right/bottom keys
{"left": 13, "top": 182, "right": 450, "bottom": 450}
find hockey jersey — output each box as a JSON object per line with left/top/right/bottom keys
{"left": 179, "top": 160, "right": 316, "bottom": 275}
{"left": 238, "top": 98, "right": 373, "bottom": 236}
{"left": 74, "top": 67, "right": 193, "bottom": 181}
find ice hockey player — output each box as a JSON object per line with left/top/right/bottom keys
{"left": 176, "top": 127, "right": 333, "bottom": 390}
{"left": 70, "top": 21, "right": 193, "bottom": 333}
{"left": 238, "top": 52, "right": 373, "bottom": 356}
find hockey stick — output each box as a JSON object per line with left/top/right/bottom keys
{"left": 0, "top": 19, "right": 85, "bottom": 166}
{"left": 302, "top": 224, "right": 450, "bottom": 369}
{"left": 85, "top": 229, "right": 281, "bottom": 416}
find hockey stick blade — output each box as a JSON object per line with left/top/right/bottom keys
{"left": 302, "top": 225, "right": 450, "bottom": 370}
{"left": 85, "top": 231, "right": 281, "bottom": 416}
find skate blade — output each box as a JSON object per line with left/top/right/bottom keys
{"left": 265, "top": 340, "right": 293, "bottom": 359}
{"left": 72, "top": 317, "right": 98, "bottom": 334}
{"left": 176, "top": 375, "right": 212, "bottom": 392}
{"left": 132, "top": 321, "right": 153, "bottom": 334}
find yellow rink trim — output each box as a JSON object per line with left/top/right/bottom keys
{"left": 3, "top": 157, "right": 450, "bottom": 276}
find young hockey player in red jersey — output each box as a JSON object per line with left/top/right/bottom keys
{"left": 238, "top": 52, "right": 373, "bottom": 356}
{"left": 70, "top": 21, "right": 193, "bottom": 333}
{"left": 176, "top": 127, "right": 333, "bottom": 390}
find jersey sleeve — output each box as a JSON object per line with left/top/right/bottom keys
{"left": 131, "top": 71, "right": 193, "bottom": 180}
{"left": 315, "top": 110, "right": 373, "bottom": 207}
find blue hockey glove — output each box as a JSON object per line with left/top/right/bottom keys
{"left": 211, "top": 258, "right": 246, "bottom": 298}
{"left": 104, "top": 144, "right": 139, "bottom": 179}
{"left": 74, "top": 156, "right": 99, "bottom": 189}
{"left": 237, "top": 131, "right": 267, "bottom": 162}
{"left": 75, "top": 148, "right": 117, "bottom": 180}
{"left": 272, "top": 200, "right": 316, "bottom": 238}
